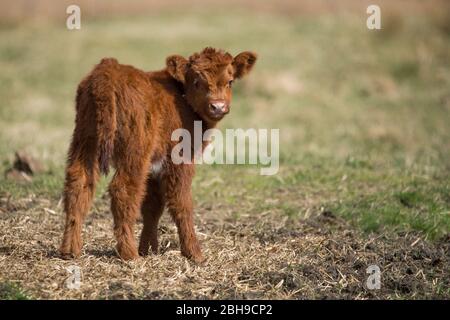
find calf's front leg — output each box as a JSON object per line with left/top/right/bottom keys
{"left": 165, "top": 164, "right": 204, "bottom": 263}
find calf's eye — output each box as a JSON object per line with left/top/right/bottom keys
{"left": 193, "top": 79, "right": 199, "bottom": 88}
{"left": 228, "top": 80, "right": 234, "bottom": 88}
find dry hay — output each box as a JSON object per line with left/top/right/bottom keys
{"left": 0, "top": 193, "right": 448, "bottom": 299}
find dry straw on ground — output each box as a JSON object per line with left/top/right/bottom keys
{"left": 0, "top": 194, "right": 448, "bottom": 299}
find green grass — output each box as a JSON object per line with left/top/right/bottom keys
{"left": 331, "top": 178, "right": 450, "bottom": 240}
{"left": 0, "top": 10, "right": 449, "bottom": 240}
{"left": 0, "top": 282, "right": 30, "bottom": 300}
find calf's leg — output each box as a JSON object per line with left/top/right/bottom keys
{"left": 165, "top": 164, "right": 204, "bottom": 263}
{"left": 109, "top": 157, "right": 150, "bottom": 260}
{"left": 138, "top": 177, "right": 165, "bottom": 256}
{"left": 60, "top": 138, "right": 99, "bottom": 258}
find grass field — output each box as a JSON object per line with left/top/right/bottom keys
{"left": 0, "top": 2, "right": 449, "bottom": 299}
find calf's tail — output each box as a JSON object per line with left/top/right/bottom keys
{"left": 91, "top": 58, "right": 118, "bottom": 176}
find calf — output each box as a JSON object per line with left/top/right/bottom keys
{"left": 60, "top": 47, "right": 257, "bottom": 262}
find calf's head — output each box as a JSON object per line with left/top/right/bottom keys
{"left": 166, "top": 47, "right": 257, "bottom": 122}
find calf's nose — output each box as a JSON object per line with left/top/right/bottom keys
{"left": 210, "top": 101, "right": 229, "bottom": 114}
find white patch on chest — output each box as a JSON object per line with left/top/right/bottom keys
{"left": 150, "top": 158, "right": 165, "bottom": 176}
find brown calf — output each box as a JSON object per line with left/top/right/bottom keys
{"left": 60, "top": 47, "right": 257, "bottom": 262}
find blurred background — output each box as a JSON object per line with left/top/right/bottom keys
{"left": 0, "top": 0, "right": 449, "bottom": 238}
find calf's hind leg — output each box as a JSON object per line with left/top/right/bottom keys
{"left": 60, "top": 138, "right": 99, "bottom": 258}
{"left": 138, "top": 177, "right": 165, "bottom": 256}
{"left": 109, "top": 155, "right": 151, "bottom": 260}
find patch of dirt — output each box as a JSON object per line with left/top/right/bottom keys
{"left": 4, "top": 151, "right": 45, "bottom": 183}
{"left": 0, "top": 197, "right": 448, "bottom": 299}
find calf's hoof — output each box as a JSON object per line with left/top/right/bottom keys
{"left": 117, "top": 243, "right": 139, "bottom": 261}
{"left": 59, "top": 243, "right": 81, "bottom": 260}
{"left": 182, "top": 250, "right": 205, "bottom": 264}
{"left": 191, "top": 254, "right": 206, "bottom": 264}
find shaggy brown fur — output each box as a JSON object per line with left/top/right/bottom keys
{"left": 60, "top": 47, "right": 257, "bottom": 262}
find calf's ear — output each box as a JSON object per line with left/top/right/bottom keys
{"left": 166, "top": 55, "right": 188, "bottom": 83}
{"left": 233, "top": 51, "right": 257, "bottom": 79}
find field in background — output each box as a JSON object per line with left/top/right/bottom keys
{"left": 0, "top": 1, "right": 449, "bottom": 299}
